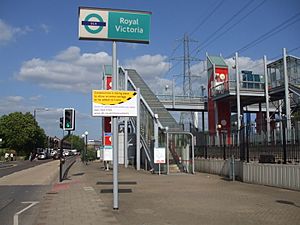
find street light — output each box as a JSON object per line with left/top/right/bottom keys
{"left": 164, "top": 127, "right": 169, "bottom": 174}
{"left": 82, "top": 131, "right": 88, "bottom": 164}
{"left": 81, "top": 134, "right": 85, "bottom": 162}
{"left": 33, "top": 107, "right": 49, "bottom": 120}
{"left": 217, "top": 124, "right": 226, "bottom": 160}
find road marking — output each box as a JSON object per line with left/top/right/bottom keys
{"left": 13, "top": 201, "right": 39, "bottom": 225}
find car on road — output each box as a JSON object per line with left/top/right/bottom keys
{"left": 37, "top": 152, "right": 47, "bottom": 160}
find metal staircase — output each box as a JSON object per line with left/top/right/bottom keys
{"left": 125, "top": 69, "right": 183, "bottom": 172}
{"left": 126, "top": 69, "right": 183, "bottom": 132}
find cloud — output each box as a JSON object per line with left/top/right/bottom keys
{"left": 123, "top": 54, "right": 173, "bottom": 94}
{"left": 124, "top": 54, "right": 171, "bottom": 80}
{"left": 0, "top": 19, "right": 32, "bottom": 45}
{"left": 17, "top": 46, "right": 112, "bottom": 93}
{"left": 6, "top": 96, "right": 24, "bottom": 102}
{"left": 40, "top": 24, "right": 50, "bottom": 34}
{"left": 225, "top": 56, "right": 264, "bottom": 78}
{"left": 17, "top": 48, "right": 171, "bottom": 95}
{"left": 29, "top": 95, "right": 43, "bottom": 101}
{"left": 0, "top": 96, "right": 28, "bottom": 115}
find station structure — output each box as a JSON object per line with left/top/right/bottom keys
{"left": 101, "top": 48, "right": 300, "bottom": 173}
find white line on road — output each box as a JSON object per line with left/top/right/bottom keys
{"left": 13, "top": 201, "right": 39, "bottom": 225}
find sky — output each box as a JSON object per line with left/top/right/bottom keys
{"left": 0, "top": 0, "right": 300, "bottom": 141}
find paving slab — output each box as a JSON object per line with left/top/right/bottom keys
{"left": 35, "top": 160, "right": 300, "bottom": 225}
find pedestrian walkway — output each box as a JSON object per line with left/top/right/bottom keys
{"left": 35, "top": 159, "right": 300, "bottom": 225}
{"left": 35, "top": 159, "right": 120, "bottom": 225}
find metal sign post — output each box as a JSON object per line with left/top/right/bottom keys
{"left": 79, "top": 6, "right": 151, "bottom": 210}
{"left": 112, "top": 41, "right": 119, "bottom": 210}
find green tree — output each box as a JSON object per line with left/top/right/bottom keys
{"left": 65, "top": 134, "right": 85, "bottom": 153}
{"left": 0, "top": 112, "right": 46, "bottom": 156}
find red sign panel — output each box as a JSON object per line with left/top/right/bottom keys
{"left": 215, "top": 67, "right": 228, "bottom": 83}
{"left": 106, "top": 76, "right": 112, "bottom": 90}
{"left": 104, "top": 133, "right": 112, "bottom": 146}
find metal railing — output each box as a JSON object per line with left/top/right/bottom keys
{"left": 210, "top": 80, "right": 265, "bottom": 97}
{"left": 195, "top": 127, "right": 300, "bottom": 164}
{"left": 60, "top": 155, "right": 76, "bottom": 181}
{"left": 157, "top": 94, "right": 207, "bottom": 103}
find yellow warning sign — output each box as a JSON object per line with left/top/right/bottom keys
{"left": 93, "top": 90, "right": 137, "bottom": 105}
{"left": 92, "top": 90, "right": 138, "bottom": 117}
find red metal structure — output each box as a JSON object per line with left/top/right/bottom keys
{"left": 207, "top": 55, "right": 231, "bottom": 144}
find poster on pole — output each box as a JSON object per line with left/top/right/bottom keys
{"left": 92, "top": 90, "right": 137, "bottom": 117}
{"left": 103, "top": 146, "right": 113, "bottom": 161}
{"left": 154, "top": 147, "right": 166, "bottom": 164}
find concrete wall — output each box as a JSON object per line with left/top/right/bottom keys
{"left": 242, "top": 163, "right": 300, "bottom": 191}
{"left": 194, "top": 158, "right": 231, "bottom": 177}
{"left": 195, "top": 158, "right": 300, "bottom": 191}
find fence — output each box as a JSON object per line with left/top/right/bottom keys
{"left": 194, "top": 125, "right": 300, "bottom": 164}
{"left": 60, "top": 155, "right": 76, "bottom": 182}
{"left": 195, "top": 144, "right": 300, "bottom": 164}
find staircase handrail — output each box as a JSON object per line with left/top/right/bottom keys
{"left": 129, "top": 117, "right": 154, "bottom": 170}
{"left": 121, "top": 68, "right": 163, "bottom": 129}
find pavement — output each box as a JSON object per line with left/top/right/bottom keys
{"left": 2, "top": 158, "right": 300, "bottom": 225}
{"left": 0, "top": 160, "right": 59, "bottom": 185}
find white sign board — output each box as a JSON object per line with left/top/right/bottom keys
{"left": 78, "top": 7, "right": 151, "bottom": 44}
{"left": 103, "top": 146, "right": 113, "bottom": 161}
{"left": 154, "top": 147, "right": 166, "bottom": 164}
{"left": 92, "top": 90, "right": 137, "bottom": 117}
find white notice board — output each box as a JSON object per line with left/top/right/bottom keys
{"left": 103, "top": 146, "right": 113, "bottom": 161}
{"left": 154, "top": 147, "right": 166, "bottom": 164}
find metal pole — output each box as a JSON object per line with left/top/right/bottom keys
{"left": 223, "top": 132, "right": 226, "bottom": 160}
{"left": 166, "top": 128, "right": 169, "bottom": 175}
{"left": 154, "top": 115, "right": 158, "bottom": 148}
{"left": 172, "top": 78, "right": 175, "bottom": 109}
{"left": 124, "top": 71, "right": 128, "bottom": 168}
{"left": 158, "top": 163, "right": 161, "bottom": 175}
{"left": 235, "top": 52, "right": 241, "bottom": 145}
{"left": 191, "top": 135, "right": 195, "bottom": 174}
{"left": 202, "top": 111, "right": 205, "bottom": 132}
{"left": 246, "top": 125, "right": 249, "bottom": 162}
{"left": 231, "top": 155, "right": 235, "bottom": 181}
{"left": 264, "top": 55, "right": 271, "bottom": 144}
{"left": 136, "top": 88, "right": 141, "bottom": 170}
{"left": 283, "top": 48, "right": 291, "bottom": 131}
{"left": 112, "top": 41, "right": 119, "bottom": 210}
{"left": 85, "top": 134, "right": 88, "bottom": 165}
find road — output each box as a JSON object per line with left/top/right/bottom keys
{"left": 0, "top": 160, "right": 59, "bottom": 225}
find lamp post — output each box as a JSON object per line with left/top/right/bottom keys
{"left": 82, "top": 131, "right": 88, "bottom": 165}
{"left": 217, "top": 124, "right": 226, "bottom": 160}
{"left": 165, "top": 126, "right": 169, "bottom": 174}
{"left": 33, "top": 107, "right": 49, "bottom": 120}
{"left": 81, "top": 134, "right": 85, "bottom": 163}
{"left": 32, "top": 107, "right": 49, "bottom": 156}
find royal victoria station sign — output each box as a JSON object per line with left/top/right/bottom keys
{"left": 79, "top": 7, "right": 151, "bottom": 44}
